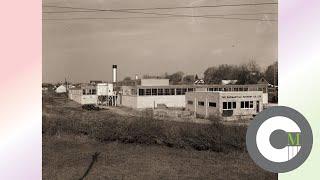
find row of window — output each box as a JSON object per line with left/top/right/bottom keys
{"left": 138, "top": 88, "right": 194, "bottom": 96}
{"left": 207, "top": 87, "right": 267, "bottom": 93}
{"left": 188, "top": 100, "right": 255, "bottom": 109}
{"left": 223, "top": 102, "right": 237, "bottom": 110}
{"left": 187, "top": 101, "right": 217, "bottom": 107}
{"left": 136, "top": 86, "right": 267, "bottom": 96}
{"left": 82, "top": 89, "right": 96, "bottom": 95}
{"left": 241, "top": 101, "right": 254, "bottom": 109}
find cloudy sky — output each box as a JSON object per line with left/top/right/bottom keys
{"left": 43, "top": 0, "right": 277, "bottom": 83}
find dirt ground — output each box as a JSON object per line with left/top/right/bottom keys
{"left": 43, "top": 134, "right": 276, "bottom": 180}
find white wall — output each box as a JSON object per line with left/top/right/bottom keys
{"left": 137, "top": 95, "right": 185, "bottom": 108}
{"left": 121, "top": 95, "right": 137, "bottom": 108}
{"left": 81, "top": 95, "right": 97, "bottom": 105}
{"left": 140, "top": 79, "right": 169, "bottom": 86}
{"left": 69, "top": 89, "right": 97, "bottom": 105}
{"left": 97, "top": 83, "right": 113, "bottom": 96}
{"left": 262, "top": 93, "right": 268, "bottom": 104}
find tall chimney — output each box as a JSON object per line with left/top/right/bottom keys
{"left": 112, "top": 65, "right": 117, "bottom": 83}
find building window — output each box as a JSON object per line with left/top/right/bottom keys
{"left": 223, "top": 102, "right": 227, "bottom": 109}
{"left": 241, "top": 101, "right": 254, "bottom": 109}
{"left": 188, "top": 88, "right": 194, "bottom": 92}
{"left": 244, "top": 87, "right": 248, "bottom": 91}
{"left": 146, "top": 89, "right": 151, "bottom": 95}
{"left": 176, "top": 88, "right": 182, "bottom": 95}
{"left": 152, "top": 89, "right": 157, "bottom": 96}
{"left": 139, "top": 89, "right": 145, "bottom": 96}
{"left": 250, "top": 101, "right": 254, "bottom": 108}
{"left": 170, "top": 89, "right": 175, "bottom": 95}
{"left": 158, "top": 89, "right": 163, "bottom": 95}
{"left": 245, "top": 101, "right": 249, "bottom": 108}
{"left": 223, "top": 101, "right": 236, "bottom": 110}
{"left": 131, "top": 89, "right": 137, "bottom": 95}
{"left": 182, "top": 88, "right": 187, "bottom": 95}
{"left": 263, "top": 88, "right": 267, "bottom": 93}
{"left": 208, "top": 102, "right": 216, "bottom": 107}
{"left": 234, "top": 88, "right": 239, "bottom": 91}
{"left": 187, "top": 100, "right": 193, "bottom": 105}
{"left": 92, "top": 89, "right": 96, "bottom": 95}
{"left": 164, "top": 89, "right": 170, "bottom": 95}
{"left": 82, "top": 89, "right": 86, "bottom": 95}
{"left": 208, "top": 88, "right": 214, "bottom": 91}
{"left": 198, "top": 101, "right": 205, "bottom": 106}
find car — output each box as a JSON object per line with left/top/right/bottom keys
{"left": 82, "top": 104, "right": 100, "bottom": 111}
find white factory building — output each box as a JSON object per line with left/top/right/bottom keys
{"left": 68, "top": 83, "right": 116, "bottom": 106}
{"left": 185, "top": 91, "right": 263, "bottom": 121}
{"left": 119, "top": 79, "right": 268, "bottom": 109}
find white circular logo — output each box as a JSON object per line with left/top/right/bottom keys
{"left": 246, "top": 106, "right": 313, "bottom": 173}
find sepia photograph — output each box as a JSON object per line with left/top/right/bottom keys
{"left": 43, "top": 0, "right": 278, "bottom": 179}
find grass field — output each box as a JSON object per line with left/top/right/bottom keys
{"left": 43, "top": 134, "right": 276, "bottom": 180}
{"left": 42, "top": 92, "right": 277, "bottom": 180}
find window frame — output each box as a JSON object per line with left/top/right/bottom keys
{"left": 198, "top": 101, "right": 205, "bottom": 106}
{"left": 223, "top": 101, "right": 236, "bottom": 110}
{"left": 146, "top": 89, "right": 151, "bottom": 96}
{"left": 208, "top": 102, "right": 216, "bottom": 107}
{"left": 139, "top": 89, "right": 145, "bottom": 96}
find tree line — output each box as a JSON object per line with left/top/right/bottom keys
{"left": 123, "top": 61, "right": 278, "bottom": 85}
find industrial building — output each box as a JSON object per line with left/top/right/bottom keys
{"left": 67, "top": 64, "right": 269, "bottom": 120}
{"left": 68, "top": 83, "right": 117, "bottom": 106}
{"left": 68, "top": 84, "right": 98, "bottom": 105}
{"left": 185, "top": 91, "right": 263, "bottom": 121}
{"left": 68, "top": 65, "right": 118, "bottom": 106}
{"left": 119, "top": 78, "right": 268, "bottom": 109}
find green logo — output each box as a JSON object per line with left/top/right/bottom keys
{"left": 288, "top": 132, "right": 301, "bottom": 146}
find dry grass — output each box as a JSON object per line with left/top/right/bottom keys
{"left": 42, "top": 93, "right": 277, "bottom": 179}
{"left": 43, "top": 94, "right": 247, "bottom": 152}
{"left": 43, "top": 134, "right": 276, "bottom": 180}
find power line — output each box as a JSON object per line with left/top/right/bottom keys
{"left": 43, "top": 2, "right": 277, "bottom": 22}
{"left": 43, "top": 2, "right": 277, "bottom": 12}
{"left": 43, "top": 10, "right": 277, "bottom": 16}
{"left": 43, "top": 16, "right": 277, "bottom": 22}
{"left": 43, "top": 9, "right": 277, "bottom": 20}
{"left": 43, "top": 16, "right": 179, "bottom": 20}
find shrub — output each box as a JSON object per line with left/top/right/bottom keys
{"left": 43, "top": 105, "right": 247, "bottom": 152}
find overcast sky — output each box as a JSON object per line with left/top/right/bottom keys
{"left": 43, "top": 0, "right": 277, "bottom": 83}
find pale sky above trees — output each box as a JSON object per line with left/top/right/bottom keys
{"left": 43, "top": 0, "right": 277, "bottom": 83}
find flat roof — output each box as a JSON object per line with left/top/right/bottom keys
{"left": 185, "top": 91, "right": 263, "bottom": 97}
{"left": 121, "top": 84, "right": 268, "bottom": 89}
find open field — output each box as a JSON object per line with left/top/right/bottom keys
{"left": 43, "top": 134, "right": 276, "bottom": 180}
{"left": 42, "top": 92, "right": 277, "bottom": 179}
